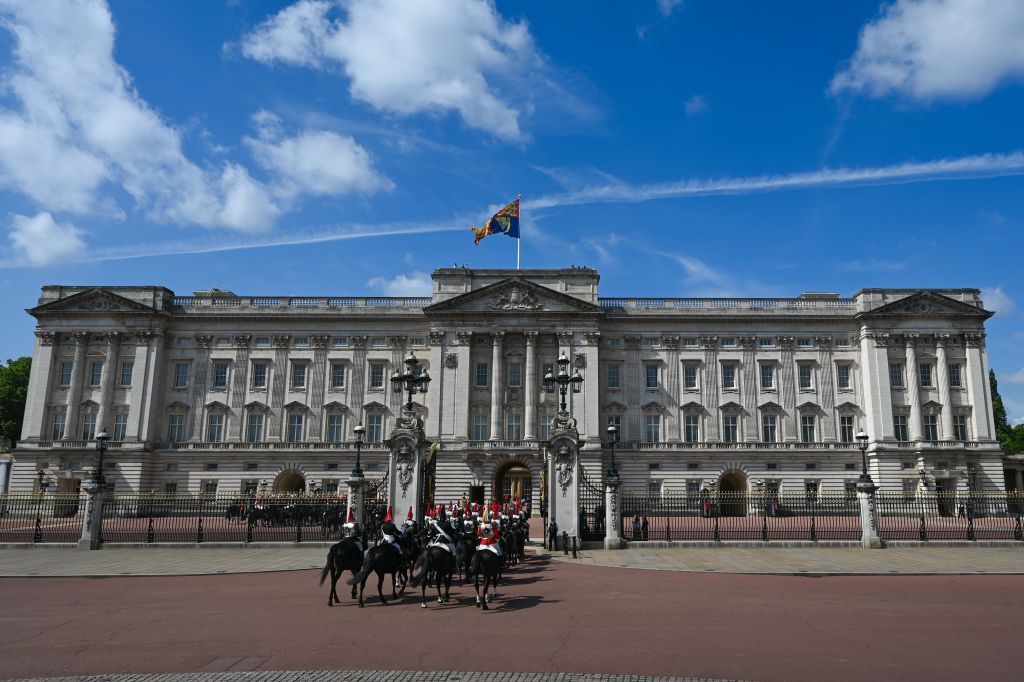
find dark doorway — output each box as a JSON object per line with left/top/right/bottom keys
{"left": 469, "top": 485, "right": 485, "bottom": 505}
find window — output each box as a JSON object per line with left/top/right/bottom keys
{"left": 291, "top": 363, "right": 307, "bottom": 390}
{"left": 723, "top": 415, "right": 738, "bottom": 443}
{"left": 686, "top": 479, "right": 701, "bottom": 496}
{"left": 245, "top": 462, "right": 258, "bottom": 471}
{"left": 645, "top": 415, "right": 661, "bottom": 442}
{"left": 89, "top": 361, "right": 103, "bottom": 386}
{"left": 370, "top": 337, "right": 386, "bottom": 347}
{"left": 893, "top": 415, "right": 909, "bottom": 441}
{"left": 475, "top": 363, "right": 489, "bottom": 388}
{"left": 902, "top": 479, "right": 917, "bottom": 500}
{"left": 325, "top": 462, "right": 338, "bottom": 471}
{"left": 948, "top": 363, "right": 962, "bottom": 388}
{"left": 766, "top": 462, "right": 779, "bottom": 471}
{"left": 212, "top": 362, "right": 229, "bottom": 390}
{"left": 80, "top": 413, "right": 96, "bottom": 440}
{"left": 411, "top": 337, "right": 425, "bottom": 346}
{"left": 294, "top": 337, "right": 309, "bottom": 347}
{"left": 251, "top": 362, "right": 267, "bottom": 388}
{"left": 804, "top": 480, "right": 819, "bottom": 502}
{"left": 323, "top": 480, "right": 339, "bottom": 494}
{"left": 722, "top": 364, "right": 736, "bottom": 390}
{"left": 507, "top": 361, "right": 522, "bottom": 388}
{"left": 923, "top": 414, "right": 938, "bottom": 441}
{"left": 506, "top": 414, "right": 522, "bottom": 441}
{"left": 216, "top": 337, "right": 232, "bottom": 348}
{"left": 204, "top": 462, "right": 218, "bottom": 472}
{"left": 246, "top": 414, "right": 264, "bottom": 442}
{"left": 332, "top": 337, "right": 349, "bottom": 347}
{"left": 953, "top": 415, "right": 969, "bottom": 441}
{"left": 683, "top": 338, "right": 698, "bottom": 348}
{"left": 287, "top": 414, "right": 304, "bottom": 442}
{"left": 683, "top": 363, "right": 698, "bottom": 389}
{"left": 242, "top": 480, "right": 259, "bottom": 494}
{"left": 800, "top": 415, "right": 816, "bottom": 443}
{"left": 836, "top": 364, "right": 851, "bottom": 390}
{"left": 327, "top": 415, "right": 344, "bottom": 443}
{"left": 645, "top": 364, "right": 659, "bottom": 389}
{"left": 254, "top": 337, "right": 270, "bottom": 347}
{"left": 901, "top": 461, "right": 914, "bottom": 470}
{"left": 760, "top": 364, "right": 774, "bottom": 390}
{"left": 367, "top": 414, "right": 383, "bottom": 442}
{"left": 174, "top": 362, "right": 189, "bottom": 389}
{"left": 845, "top": 462, "right": 857, "bottom": 471}
{"left": 370, "top": 362, "right": 386, "bottom": 389}
{"left": 889, "top": 362, "right": 905, "bottom": 388}
{"left": 607, "top": 364, "right": 621, "bottom": 389}
{"left": 207, "top": 414, "right": 224, "bottom": 442}
{"left": 167, "top": 414, "right": 185, "bottom": 442}
{"left": 684, "top": 415, "right": 699, "bottom": 443}
{"left": 203, "top": 481, "right": 219, "bottom": 496}
{"left": 648, "top": 480, "right": 662, "bottom": 494}
{"left": 120, "top": 361, "right": 134, "bottom": 386}
{"left": 113, "top": 414, "right": 128, "bottom": 441}
{"left": 759, "top": 338, "right": 774, "bottom": 349}
{"left": 164, "top": 482, "right": 178, "bottom": 494}
{"left": 176, "top": 337, "right": 193, "bottom": 347}
{"left": 330, "top": 363, "right": 346, "bottom": 389}
{"left": 473, "top": 414, "right": 489, "bottom": 441}
{"left": 839, "top": 415, "right": 854, "bottom": 443}
{"left": 687, "top": 462, "right": 700, "bottom": 471}
{"left": 165, "top": 462, "right": 178, "bottom": 472}
{"left": 918, "top": 363, "right": 933, "bottom": 387}
{"left": 539, "top": 414, "right": 553, "bottom": 441}
{"left": 798, "top": 364, "right": 813, "bottom": 390}
{"left": 798, "top": 338, "right": 812, "bottom": 348}
{"left": 51, "top": 412, "right": 66, "bottom": 440}
{"left": 542, "top": 363, "right": 555, "bottom": 392}
{"left": 721, "top": 338, "right": 736, "bottom": 348}
{"left": 762, "top": 414, "right": 777, "bottom": 443}
{"left": 58, "top": 361, "right": 73, "bottom": 386}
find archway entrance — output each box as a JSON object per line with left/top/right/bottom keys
{"left": 273, "top": 470, "right": 306, "bottom": 493}
{"left": 718, "top": 470, "right": 748, "bottom": 517}
{"left": 494, "top": 462, "right": 532, "bottom": 512}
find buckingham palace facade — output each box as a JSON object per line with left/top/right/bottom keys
{"left": 6, "top": 267, "right": 1011, "bottom": 505}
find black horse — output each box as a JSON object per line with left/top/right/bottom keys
{"left": 319, "top": 536, "right": 365, "bottom": 606}
{"left": 469, "top": 548, "right": 501, "bottom": 610}
{"left": 409, "top": 545, "right": 454, "bottom": 608}
{"left": 347, "top": 543, "right": 405, "bottom": 607}
{"left": 454, "top": 534, "right": 477, "bottom": 583}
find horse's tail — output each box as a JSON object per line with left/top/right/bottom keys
{"left": 408, "top": 550, "right": 429, "bottom": 587}
{"left": 468, "top": 549, "right": 483, "bottom": 580}
{"left": 347, "top": 549, "right": 376, "bottom": 586}
{"left": 319, "top": 544, "right": 336, "bottom": 587}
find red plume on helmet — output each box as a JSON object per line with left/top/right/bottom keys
{"left": 384, "top": 505, "right": 393, "bottom": 523}
{"left": 407, "top": 506, "right": 414, "bottom": 521}
{"left": 347, "top": 507, "right": 355, "bottom": 523}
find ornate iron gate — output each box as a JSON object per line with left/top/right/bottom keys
{"left": 578, "top": 467, "right": 606, "bottom": 541}
{"left": 363, "top": 470, "right": 389, "bottom": 542}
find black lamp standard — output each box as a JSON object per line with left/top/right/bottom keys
{"left": 94, "top": 426, "right": 110, "bottom": 485}
{"left": 352, "top": 423, "right": 365, "bottom": 478}
{"left": 544, "top": 352, "right": 583, "bottom": 414}
{"left": 606, "top": 424, "right": 619, "bottom": 483}
{"left": 391, "top": 352, "right": 431, "bottom": 413}
{"left": 855, "top": 431, "right": 875, "bottom": 490}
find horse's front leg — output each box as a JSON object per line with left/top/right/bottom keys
{"left": 358, "top": 577, "right": 366, "bottom": 608}
{"left": 328, "top": 566, "right": 339, "bottom": 607}
{"left": 350, "top": 569, "right": 358, "bottom": 599}
{"left": 377, "top": 570, "right": 388, "bottom": 605}
{"left": 474, "top": 571, "right": 482, "bottom": 608}
{"left": 481, "top": 574, "right": 490, "bottom": 610}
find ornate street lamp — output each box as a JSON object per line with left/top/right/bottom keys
{"left": 352, "top": 423, "right": 366, "bottom": 478}
{"left": 855, "top": 431, "right": 876, "bottom": 491}
{"left": 391, "top": 352, "right": 431, "bottom": 413}
{"left": 606, "top": 424, "right": 619, "bottom": 483}
{"left": 544, "top": 352, "right": 583, "bottom": 414}
{"left": 94, "top": 427, "right": 110, "bottom": 485}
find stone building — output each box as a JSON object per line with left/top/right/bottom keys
{"left": 7, "top": 267, "right": 1010, "bottom": 507}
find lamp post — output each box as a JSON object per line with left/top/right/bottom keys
{"left": 606, "top": 424, "right": 619, "bottom": 483}
{"left": 391, "top": 352, "right": 431, "bottom": 413}
{"left": 94, "top": 427, "right": 110, "bottom": 485}
{"left": 544, "top": 352, "right": 583, "bottom": 414}
{"left": 352, "top": 423, "right": 365, "bottom": 478}
{"left": 854, "top": 430, "right": 883, "bottom": 548}
{"left": 855, "top": 431, "right": 874, "bottom": 489}
{"left": 34, "top": 469, "right": 52, "bottom": 543}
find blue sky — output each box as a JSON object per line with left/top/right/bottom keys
{"left": 0, "top": 0, "right": 1023, "bottom": 419}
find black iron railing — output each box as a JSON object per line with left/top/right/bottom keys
{"left": 875, "top": 492, "right": 1024, "bottom": 542}
{"left": 0, "top": 493, "right": 86, "bottom": 543}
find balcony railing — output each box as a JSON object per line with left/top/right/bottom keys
{"left": 152, "top": 441, "right": 390, "bottom": 451}
{"left": 172, "top": 296, "right": 432, "bottom": 311}
{"left": 599, "top": 297, "right": 855, "bottom": 311}
{"left": 466, "top": 440, "right": 541, "bottom": 450}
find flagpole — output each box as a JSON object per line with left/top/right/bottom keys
{"left": 517, "top": 193, "right": 522, "bottom": 271}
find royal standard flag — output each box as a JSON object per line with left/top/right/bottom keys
{"left": 471, "top": 198, "right": 520, "bottom": 245}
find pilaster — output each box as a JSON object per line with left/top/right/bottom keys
{"left": 453, "top": 332, "right": 472, "bottom": 439}
{"left": 624, "top": 335, "right": 642, "bottom": 442}
{"left": 489, "top": 332, "right": 504, "bottom": 440}
{"left": 524, "top": 331, "right": 538, "bottom": 440}
{"left": 307, "top": 335, "right": 329, "bottom": 442}
{"left": 95, "top": 332, "right": 120, "bottom": 434}
{"left": 778, "top": 337, "right": 797, "bottom": 442}
{"left": 964, "top": 333, "right": 993, "bottom": 440}
{"left": 664, "top": 336, "right": 681, "bottom": 441}
{"left": 701, "top": 336, "right": 720, "bottom": 442}
{"left": 228, "top": 335, "right": 251, "bottom": 442}
{"left": 21, "top": 331, "right": 57, "bottom": 441}
{"left": 63, "top": 332, "right": 88, "bottom": 440}
{"left": 904, "top": 334, "right": 922, "bottom": 441}
{"left": 935, "top": 335, "right": 954, "bottom": 439}
{"left": 268, "top": 335, "right": 289, "bottom": 441}
{"left": 739, "top": 336, "right": 757, "bottom": 442}
{"left": 188, "top": 335, "right": 212, "bottom": 442}
{"left": 816, "top": 336, "right": 836, "bottom": 441}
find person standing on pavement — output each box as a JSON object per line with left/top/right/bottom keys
{"left": 547, "top": 519, "right": 558, "bottom": 550}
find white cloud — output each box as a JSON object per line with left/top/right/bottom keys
{"left": 657, "top": 0, "right": 684, "bottom": 17}
{"left": 683, "top": 94, "right": 707, "bottom": 115}
{"left": 367, "top": 271, "right": 433, "bottom": 297}
{"left": 8, "top": 212, "right": 87, "bottom": 266}
{"left": 245, "top": 111, "right": 393, "bottom": 199}
{"left": 240, "top": 0, "right": 536, "bottom": 140}
{"left": 1005, "top": 367, "right": 1024, "bottom": 385}
{"left": 0, "top": 0, "right": 278, "bottom": 231}
{"left": 838, "top": 258, "right": 910, "bottom": 272}
{"left": 831, "top": 0, "right": 1024, "bottom": 100}
{"left": 981, "top": 285, "right": 1015, "bottom": 314}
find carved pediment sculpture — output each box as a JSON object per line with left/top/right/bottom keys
{"left": 553, "top": 443, "right": 575, "bottom": 495}
{"left": 492, "top": 285, "right": 544, "bottom": 311}
{"left": 395, "top": 442, "right": 416, "bottom": 494}
{"left": 859, "top": 291, "right": 993, "bottom": 319}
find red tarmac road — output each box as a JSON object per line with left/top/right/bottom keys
{"left": 0, "top": 555, "right": 1021, "bottom": 682}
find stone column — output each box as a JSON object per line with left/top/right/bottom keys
{"left": 740, "top": 337, "right": 757, "bottom": 441}
{"left": 664, "top": 336, "right": 682, "bottom": 441}
{"left": 935, "top": 335, "right": 954, "bottom": 440}
{"left": 136, "top": 331, "right": 165, "bottom": 443}
{"left": 859, "top": 330, "right": 895, "bottom": 441}
{"left": 701, "top": 336, "right": 721, "bottom": 442}
{"left": 524, "top": 331, "right": 538, "bottom": 440}
{"left": 307, "top": 336, "right": 329, "bottom": 442}
{"left": 904, "top": 334, "right": 923, "bottom": 441}
{"left": 22, "top": 331, "right": 57, "bottom": 441}
{"left": 63, "top": 332, "right": 88, "bottom": 440}
{"left": 349, "top": 336, "right": 367, "bottom": 437}
{"left": 489, "top": 332, "right": 504, "bottom": 440}
{"left": 189, "top": 336, "right": 212, "bottom": 442}
{"left": 624, "top": 336, "right": 642, "bottom": 442}
{"left": 427, "top": 330, "right": 446, "bottom": 442}
{"left": 228, "top": 335, "right": 251, "bottom": 442}
{"left": 77, "top": 480, "right": 107, "bottom": 550}
{"left": 857, "top": 480, "right": 883, "bottom": 549}
{"left": 346, "top": 474, "right": 367, "bottom": 530}
{"left": 95, "top": 333, "right": 120, "bottom": 435}
{"left": 778, "top": 337, "right": 797, "bottom": 442}
{"left": 816, "top": 337, "right": 836, "bottom": 441}
{"left": 453, "top": 332, "right": 472, "bottom": 440}
{"left": 604, "top": 477, "right": 623, "bottom": 549}
{"left": 268, "top": 335, "right": 290, "bottom": 441}
{"left": 964, "top": 333, "right": 993, "bottom": 440}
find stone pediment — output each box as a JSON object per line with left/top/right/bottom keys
{"left": 245, "top": 400, "right": 269, "bottom": 412}
{"left": 604, "top": 401, "right": 627, "bottom": 413}
{"left": 423, "top": 277, "right": 604, "bottom": 316}
{"left": 858, "top": 292, "right": 992, "bottom": 320}
{"left": 204, "top": 400, "right": 229, "bottom": 411}
{"left": 758, "top": 400, "right": 783, "bottom": 412}
{"left": 680, "top": 400, "right": 705, "bottom": 413}
{"left": 719, "top": 401, "right": 744, "bottom": 413}
{"left": 641, "top": 401, "right": 666, "bottom": 413}
{"left": 283, "top": 400, "right": 308, "bottom": 412}
{"left": 836, "top": 401, "right": 860, "bottom": 413}
{"left": 363, "top": 400, "right": 388, "bottom": 411}
{"left": 166, "top": 400, "right": 189, "bottom": 411}
{"left": 30, "top": 288, "right": 159, "bottom": 315}
{"left": 797, "top": 400, "right": 822, "bottom": 413}
{"left": 323, "top": 401, "right": 349, "bottom": 412}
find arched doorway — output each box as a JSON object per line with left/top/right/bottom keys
{"left": 273, "top": 470, "right": 306, "bottom": 493}
{"left": 494, "top": 462, "right": 532, "bottom": 512}
{"left": 718, "top": 470, "right": 748, "bottom": 517}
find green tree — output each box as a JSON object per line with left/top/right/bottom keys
{"left": 0, "top": 356, "right": 31, "bottom": 447}
{"left": 991, "top": 369, "right": 1024, "bottom": 455}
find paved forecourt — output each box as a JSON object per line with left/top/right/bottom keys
{"left": 5, "top": 672, "right": 744, "bottom": 682}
